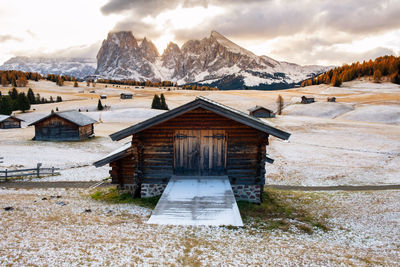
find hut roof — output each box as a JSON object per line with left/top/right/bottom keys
{"left": 248, "top": 106, "right": 274, "bottom": 113}
{"left": 94, "top": 142, "right": 131, "bottom": 167}
{"left": 0, "top": 115, "right": 24, "bottom": 122}
{"left": 28, "top": 110, "right": 96, "bottom": 127}
{"left": 110, "top": 96, "right": 290, "bottom": 141}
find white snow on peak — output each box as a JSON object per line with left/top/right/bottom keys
{"left": 210, "top": 31, "right": 256, "bottom": 58}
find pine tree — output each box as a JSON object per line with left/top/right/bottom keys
{"left": 373, "top": 69, "right": 382, "bottom": 83}
{"left": 276, "top": 95, "right": 284, "bottom": 115}
{"left": 0, "top": 96, "right": 13, "bottom": 115}
{"left": 151, "top": 94, "right": 161, "bottom": 109}
{"left": 56, "top": 96, "right": 62, "bottom": 102}
{"left": 56, "top": 77, "right": 64, "bottom": 86}
{"left": 16, "top": 76, "right": 28, "bottom": 87}
{"left": 73, "top": 80, "right": 78, "bottom": 87}
{"left": 97, "top": 99, "right": 104, "bottom": 111}
{"left": 160, "top": 93, "right": 169, "bottom": 110}
{"left": 17, "top": 92, "right": 30, "bottom": 112}
{"left": 35, "top": 93, "right": 41, "bottom": 104}
{"left": 331, "top": 73, "right": 342, "bottom": 87}
{"left": 1, "top": 73, "right": 8, "bottom": 87}
{"left": 27, "top": 88, "right": 35, "bottom": 104}
{"left": 49, "top": 96, "right": 54, "bottom": 103}
{"left": 9, "top": 88, "right": 18, "bottom": 100}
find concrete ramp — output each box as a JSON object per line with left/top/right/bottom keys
{"left": 147, "top": 176, "right": 243, "bottom": 226}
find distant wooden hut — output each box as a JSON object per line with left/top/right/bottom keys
{"left": 327, "top": 97, "right": 336, "bottom": 102}
{"left": 94, "top": 97, "right": 290, "bottom": 203}
{"left": 248, "top": 106, "right": 275, "bottom": 118}
{"left": 100, "top": 95, "right": 107, "bottom": 99}
{"left": 301, "top": 96, "right": 315, "bottom": 104}
{"left": 120, "top": 93, "right": 133, "bottom": 99}
{"left": 28, "top": 110, "right": 96, "bottom": 141}
{"left": 0, "top": 115, "right": 23, "bottom": 129}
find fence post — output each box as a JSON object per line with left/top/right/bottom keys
{"left": 37, "top": 163, "right": 42, "bottom": 178}
{"left": 5, "top": 169, "right": 7, "bottom": 181}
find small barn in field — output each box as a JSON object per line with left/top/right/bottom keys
{"left": 28, "top": 110, "right": 96, "bottom": 141}
{"left": 120, "top": 93, "right": 133, "bottom": 99}
{"left": 0, "top": 115, "right": 23, "bottom": 129}
{"left": 94, "top": 97, "right": 290, "bottom": 203}
{"left": 248, "top": 106, "right": 275, "bottom": 118}
{"left": 301, "top": 96, "right": 315, "bottom": 104}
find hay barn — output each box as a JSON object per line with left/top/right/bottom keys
{"left": 0, "top": 115, "right": 23, "bottom": 129}
{"left": 28, "top": 110, "right": 96, "bottom": 141}
{"left": 94, "top": 97, "right": 290, "bottom": 203}
{"left": 248, "top": 106, "right": 275, "bottom": 118}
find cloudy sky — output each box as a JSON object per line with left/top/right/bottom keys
{"left": 1, "top": 0, "right": 399, "bottom": 66}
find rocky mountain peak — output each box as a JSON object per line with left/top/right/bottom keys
{"left": 140, "top": 37, "right": 159, "bottom": 62}
{"left": 95, "top": 30, "right": 330, "bottom": 89}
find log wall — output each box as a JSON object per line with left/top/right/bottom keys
{"left": 0, "top": 118, "right": 21, "bottom": 129}
{"left": 33, "top": 116, "right": 93, "bottom": 141}
{"left": 131, "top": 107, "right": 268, "bottom": 186}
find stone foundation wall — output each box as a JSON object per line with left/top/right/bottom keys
{"left": 141, "top": 184, "right": 167, "bottom": 198}
{"left": 118, "top": 184, "right": 136, "bottom": 194}
{"left": 138, "top": 183, "right": 262, "bottom": 203}
{"left": 232, "top": 185, "right": 262, "bottom": 203}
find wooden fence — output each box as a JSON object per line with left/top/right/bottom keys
{"left": 0, "top": 163, "right": 60, "bottom": 181}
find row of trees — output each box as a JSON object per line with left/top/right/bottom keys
{"left": 1, "top": 70, "right": 43, "bottom": 87}
{"left": 151, "top": 94, "right": 169, "bottom": 110}
{"left": 180, "top": 84, "right": 218, "bottom": 91}
{"left": 0, "top": 89, "right": 31, "bottom": 114}
{"left": 0, "top": 88, "right": 63, "bottom": 115}
{"left": 97, "top": 79, "right": 178, "bottom": 88}
{"left": 46, "top": 74, "right": 76, "bottom": 87}
{"left": 301, "top": 55, "right": 400, "bottom": 87}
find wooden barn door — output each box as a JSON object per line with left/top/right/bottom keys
{"left": 174, "top": 130, "right": 227, "bottom": 176}
{"left": 200, "top": 130, "right": 226, "bottom": 175}
{"left": 174, "top": 130, "right": 200, "bottom": 175}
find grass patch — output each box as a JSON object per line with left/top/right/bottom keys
{"left": 237, "top": 188, "right": 329, "bottom": 234}
{"left": 90, "top": 187, "right": 160, "bottom": 209}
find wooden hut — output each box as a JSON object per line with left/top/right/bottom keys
{"left": 28, "top": 110, "right": 96, "bottom": 141}
{"left": 120, "top": 93, "right": 133, "bottom": 99}
{"left": 248, "top": 106, "right": 275, "bottom": 118}
{"left": 301, "top": 96, "right": 315, "bottom": 104}
{"left": 94, "top": 97, "right": 290, "bottom": 203}
{"left": 0, "top": 115, "right": 23, "bottom": 129}
{"left": 327, "top": 97, "right": 336, "bottom": 102}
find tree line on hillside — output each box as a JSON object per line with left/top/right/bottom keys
{"left": 97, "top": 78, "right": 218, "bottom": 91}
{"left": 97, "top": 79, "right": 177, "bottom": 87}
{"left": 301, "top": 55, "right": 400, "bottom": 87}
{"left": 46, "top": 74, "right": 76, "bottom": 86}
{"left": 180, "top": 84, "right": 218, "bottom": 91}
{"left": 1, "top": 70, "right": 43, "bottom": 87}
{"left": 0, "top": 88, "right": 62, "bottom": 115}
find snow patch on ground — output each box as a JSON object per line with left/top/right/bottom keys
{"left": 0, "top": 188, "right": 399, "bottom": 265}
{"left": 338, "top": 104, "right": 400, "bottom": 124}
{"left": 283, "top": 102, "right": 354, "bottom": 118}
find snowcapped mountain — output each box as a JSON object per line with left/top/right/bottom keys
{"left": 0, "top": 56, "right": 96, "bottom": 79}
{"left": 96, "top": 30, "right": 330, "bottom": 89}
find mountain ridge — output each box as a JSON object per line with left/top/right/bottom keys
{"left": 95, "top": 30, "right": 330, "bottom": 89}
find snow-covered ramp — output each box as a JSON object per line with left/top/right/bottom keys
{"left": 147, "top": 176, "right": 243, "bottom": 226}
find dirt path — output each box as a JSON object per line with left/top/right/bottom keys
{"left": 267, "top": 184, "right": 400, "bottom": 191}
{"left": 0, "top": 181, "right": 111, "bottom": 189}
{"left": 1, "top": 181, "right": 400, "bottom": 191}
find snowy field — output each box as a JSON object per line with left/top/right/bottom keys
{"left": 0, "top": 188, "right": 399, "bottom": 265}
{"left": 266, "top": 116, "right": 400, "bottom": 186}
{"left": 1, "top": 80, "right": 400, "bottom": 186}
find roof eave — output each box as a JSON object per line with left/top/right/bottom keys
{"left": 110, "top": 98, "right": 291, "bottom": 141}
